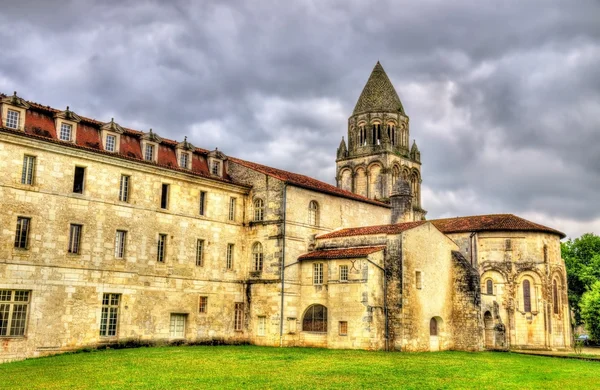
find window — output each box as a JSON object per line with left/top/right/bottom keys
{"left": 523, "top": 280, "right": 531, "bottom": 312}
{"left": 486, "top": 279, "right": 493, "bottom": 295}
{"left": 553, "top": 279, "right": 559, "bottom": 314}
{"left": 179, "top": 152, "right": 189, "bottom": 169}
{"left": 302, "top": 304, "right": 327, "bottom": 332}
{"left": 258, "top": 316, "right": 266, "bottom": 336}
{"left": 339, "top": 321, "right": 348, "bottom": 336}
{"left": 340, "top": 265, "right": 348, "bottom": 282}
{"left": 252, "top": 242, "right": 263, "bottom": 272}
{"left": 430, "top": 318, "right": 438, "bottom": 336}
{"left": 198, "top": 296, "right": 208, "bottom": 313}
{"left": 226, "top": 243, "right": 234, "bottom": 269}
{"left": 21, "top": 155, "right": 35, "bottom": 185}
{"left": 416, "top": 271, "right": 422, "bottom": 289}
{"left": 0, "top": 290, "right": 31, "bottom": 337}
{"left": 160, "top": 184, "right": 169, "bottom": 209}
{"left": 144, "top": 144, "right": 155, "bottom": 161}
{"left": 14, "top": 217, "right": 30, "bottom": 249}
{"left": 199, "top": 191, "right": 206, "bottom": 216}
{"left": 157, "top": 234, "right": 167, "bottom": 262}
{"left": 6, "top": 109, "right": 19, "bottom": 129}
{"left": 196, "top": 239, "right": 204, "bottom": 267}
{"left": 229, "top": 197, "right": 236, "bottom": 221}
{"left": 115, "top": 230, "right": 126, "bottom": 259}
{"left": 73, "top": 166, "right": 85, "bottom": 194}
{"left": 313, "top": 263, "right": 324, "bottom": 285}
{"left": 68, "top": 224, "right": 82, "bottom": 254}
{"left": 287, "top": 317, "right": 297, "bottom": 334}
{"left": 211, "top": 161, "right": 220, "bottom": 175}
{"left": 505, "top": 239, "right": 512, "bottom": 251}
{"left": 105, "top": 134, "right": 116, "bottom": 152}
{"left": 59, "top": 122, "right": 72, "bottom": 141}
{"left": 170, "top": 313, "right": 186, "bottom": 338}
{"left": 99, "top": 293, "right": 120, "bottom": 337}
{"left": 119, "top": 175, "right": 130, "bottom": 202}
{"left": 308, "top": 201, "right": 319, "bottom": 226}
{"left": 234, "top": 303, "right": 244, "bottom": 331}
{"left": 254, "top": 198, "right": 264, "bottom": 221}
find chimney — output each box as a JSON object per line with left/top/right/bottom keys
{"left": 390, "top": 179, "right": 413, "bottom": 224}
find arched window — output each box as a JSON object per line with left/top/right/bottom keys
{"left": 523, "top": 280, "right": 531, "bottom": 312}
{"left": 429, "top": 318, "right": 438, "bottom": 336}
{"left": 553, "top": 279, "right": 559, "bottom": 314}
{"left": 302, "top": 304, "right": 327, "bottom": 332}
{"left": 486, "top": 279, "right": 493, "bottom": 295}
{"left": 372, "top": 123, "right": 381, "bottom": 145}
{"left": 252, "top": 242, "right": 263, "bottom": 271}
{"left": 253, "top": 198, "right": 264, "bottom": 221}
{"left": 358, "top": 124, "right": 367, "bottom": 146}
{"left": 308, "top": 201, "right": 319, "bottom": 226}
{"left": 392, "top": 166, "right": 400, "bottom": 185}
{"left": 387, "top": 124, "right": 396, "bottom": 145}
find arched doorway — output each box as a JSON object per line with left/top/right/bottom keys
{"left": 484, "top": 311, "right": 494, "bottom": 348}
{"left": 429, "top": 317, "right": 443, "bottom": 351}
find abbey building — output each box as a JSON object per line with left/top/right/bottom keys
{"left": 0, "top": 62, "right": 570, "bottom": 362}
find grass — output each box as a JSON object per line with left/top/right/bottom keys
{"left": 1, "top": 345, "right": 599, "bottom": 389}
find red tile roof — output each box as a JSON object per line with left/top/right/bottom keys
{"left": 230, "top": 157, "right": 389, "bottom": 208}
{"left": 298, "top": 246, "right": 386, "bottom": 260}
{"left": 317, "top": 221, "right": 427, "bottom": 239}
{"left": 429, "top": 214, "right": 565, "bottom": 238}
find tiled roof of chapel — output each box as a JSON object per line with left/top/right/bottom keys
{"left": 429, "top": 214, "right": 565, "bottom": 238}
{"left": 298, "top": 246, "right": 387, "bottom": 260}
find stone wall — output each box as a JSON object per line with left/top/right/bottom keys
{"left": 450, "top": 251, "right": 483, "bottom": 351}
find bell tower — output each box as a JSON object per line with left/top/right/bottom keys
{"left": 336, "top": 61, "right": 426, "bottom": 221}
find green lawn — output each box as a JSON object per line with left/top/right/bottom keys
{"left": 1, "top": 346, "right": 599, "bottom": 389}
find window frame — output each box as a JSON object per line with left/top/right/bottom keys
{"left": 144, "top": 143, "right": 156, "bottom": 162}
{"left": 302, "top": 304, "right": 328, "bottom": 333}
{"left": 5, "top": 109, "right": 20, "bottom": 129}
{"left": 160, "top": 183, "right": 169, "bottom": 209}
{"left": 198, "top": 296, "right": 208, "bottom": 313}
{"left": 115, "top": 230, "right": 127, "bottom": 259}
{"left": 228, "top": 197, "right": 236, "bottom": 221}
{"left": 68, "top": 224, "right": 83, "bottom": 254}
{"left": 73, "top": 166, "right": 86, "bottom": 194}
{"left": 486, "top": 279, "right": 493, "bottom": 295}
{"left": 253, "top": 198, "right": 265, "bottom": 222}
{"left": 523, "top": 279, "right": 532, "bottom": 313}
{"left": 157, "top": 234, "right": 167, "bottom": 263}
{"left": 169, "top": 313, "right": 187, "bottom": 339}
{"left": 105, "top": 134, "right": 117, "bottom": 152}
{"left": 339, "top": 321, "right": 348, "bottom": 336}
{"left": 119, "top": 174, "right": 130, "bottom": 202}
{"left": 234, "top": 302, "right": 244, "bottom": 331}
{"left": 226, "top": 243, "right": 234, "bottom": 270}
{"left": 340, "top": 265, "right": 348, "bottom": 282}
{"left": 199, "top": 191, "right": 207, "bottom": 216}
{"left": 416, "top": 271, "right": 423, "bottom": 289}
{"left": 257, "top": 316, "right": 266, "bottom": 337}
{"left": 308, "top": 201, "right": 319, "bottom": 226}
{"left": 252, "top": 242, "right": 263, "bottom": 272}
{"left": 14, "top": 216, "right": 31, "bottom": 249}
{"left": 21, "top": 155, "right": 36, "bottom": 185}
{"left": 0, "top": 290, "right": 31, "bottom": 337}
{"left": 196, "top": 239, "right": 205, "bottom": 267}
{"left": 313, "top": 263, "right": 324, "bottom": 285}
{"left": 99, "top": 293, "right": 120, "bottom": 338}
{"left": 59, "top": 122, "right": 73, "bottom": 142}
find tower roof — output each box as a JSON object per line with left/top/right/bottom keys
{"left": 352, "top": 61, "right": 405, "bottom": 115}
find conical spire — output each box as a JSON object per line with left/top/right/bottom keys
{"left": 353, "top": 61, "right": 405, "bottom": 115}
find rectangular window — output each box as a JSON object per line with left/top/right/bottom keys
{"left": 21, "top": 155, "right": 35, "bottom": 185}
{"left": 73, "top": 166, "right": 85, "bottom": 194}
{"left": 14, "top": 217, "right": 30, "bottom": 249}
{"left": 226, "top": 243, "right": 234, "bottom": 270}
{"left": 199, "top": 191, "right": 206, "bottom": 216}
{"left": 119, "top": 175, "right": 130, "bottom": 202}
{"left": 59, "top": 123, "right": 72, "bottom": 141}
{"left": 180, "top": 152, "right": 189, "bottom": 169}
{"left": 234, "top": 303, "right": 244, "bottom": 331}
{"left": 339, "top": 321, "right": 348, "bottom": 336}
{"left": 313, "top": 263, "right": 324, "bottom": 285}
{"left": 287, "top": 317, "right": 297, "bottom": 334}
{"left": 160, "top": 183, "right": 169, "bottom": 209}
{"left": 99, "top": 293, "right": 120, "bottom": 337}
{"left": 416, "top": 271, "right": 422, "bottom": 289}
{"left": 258, "top": 316, "right": 266, "bottom": 336}
{"left": 196, "top": 239, "right": 204, "bottom": 267}
{"left": 0, "top": 290, "right": 31, "bottom": 337}
{"left": 198, "top": 296, "right": 207, "bottom": 313}
{"left": 340, "top": 265, "right": 348, "bottom": 282}
{"left": 105, "top": 134, "right": 116, "bottom": 152}
{"left": 6, "top": 109, "right": 19, "bottom": 129}
{"left": 144, "top": 144, "right": 154, "bottom": 161}
{"left": 115, "top": 230, "right": 126, "bottom": 259}
{"left": 169, "top": 313, "right": 186, "bottom": 338}
{"left": 211, "top": 161, "right": 220, "bottom": 175}
{"left": 228, "top": 197, "right": 236, "bottom": 221}
{"left": 157, "top": 234, "right": 167, "bottom": 262}
{"left": 68, "top": 224, "right": 82, "bottom": 254}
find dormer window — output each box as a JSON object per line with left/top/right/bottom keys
{"left": 100, "top": 118, "right": 124, "bottom": 153}
{"left": 211, "top": 161, "right": 220, "bottom": 175}
{"left": 141, "top": 129, "right": 162, "bottom": 163}
{"left": 144, "top": 144, "right": 155, "bottom": 161}
{"left": 106, "top": 135, "right": 116, "bottom": 152}
{"left": 207, "top": 148, "right": 227, "bottom": 178}
{"left": 176, "top": 136, "right": 194, "bottom": 169}
{"left": 55, "top": 106, "right": 81, "bottom": 143}
{"left": 180, "top": 153, "right": 189, "bottom": 168}
{"left": 60, "top": 123, "right": 72, "bottom": 141}
{"left": 2, "top": 91, "right": 30, "bottom": 131}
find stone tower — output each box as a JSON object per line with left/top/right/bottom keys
{"left": 336, "top": 61, "right": 426, "bottom": 221}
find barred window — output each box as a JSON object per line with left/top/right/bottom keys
{"left": 252, "top": 242, "right": 263, "bottom": 272}
{"left": 198, "top": 296, "right": 207, "bottom": 313}
{"left": 119, "top": 175, "right": 130, "bottom": 202}
{"left": 339, "top": 321, "right": 348, "bottom": 336}
{"left": 313, "top": 263, "right": 324, "bottom": 285}
{"left": 254, "top": 198, "right": 264, "bottom": 221}
{"left": 228, "top": 197, "right": 236, "bottom": 221}
{"left": 68, "top": 224, "right": 82, "bottom": 254}
{"left": 308, "top": 201, "right": 319, "bottom": 226}
{"left": 6, "top": 109, "right": 19, "bottom": 129}
{"left": 0, "top": 290, "right": 30, "bottom": 337}
{"left": 99, "top": 293, "right": 120, "bottom": 337}
{"left": 523, "top": 280, "right": 532, "bottom": 312}
{"left": 258, "top": 316, "right": 266, "bottom": 336}
{"left": 196, "top": 239, "right": 204, "bottom": 267}
{"left": 234, "top": 303, "right": 244, "bottom": 331}
{"left": 21, "top": 155, "right": 35, "bottom": 185}
{"left": 60, "top": 122, "right": 72, "bottom": 141}
{"left": 115, "top": 230, "right": 126, "bottom": 259}
{"left": 179, "top": 152, "right": 189, "bottom": 169}
{"left": 105, "top": 134, "right": 116, "bottom": 152}
{"left": 302, "top": 304, "right": 327, "bottom": 332}
{"left": 14, "top": 217, "right": 30, "bottom": 249}
{"left": 170, "top": 313, "right": 186, "bottom": 338}
{"left": 226, "top": 243, "right": 234, "bottom": 270}
{"left": 199, "top": 191, "right": 206, "bottom": 216}
{"left": 340, "top": 265, "right": 348, "bottom": 282}
{"left": 144, "top": 144, "right": 154, "bottom": 161}
{"left": 157, "top": 234, "right": 167, "bottom": 262}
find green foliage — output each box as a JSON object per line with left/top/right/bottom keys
{"left": 1, "top": 346, "right": 600, "bottom": 389}
{"left": 561, "top": 233, "right": 600, "bottom": 323}
{"left": 580, "top": 281, "right": 600, "bottom": 340}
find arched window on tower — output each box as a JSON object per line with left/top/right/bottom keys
{"left": 553, "top": 279, "right": 559, "bottom": 314}
{"left": 392, "top": 166, "right": 400, "bottom": 185}
{"left": 252, "top": 242, "right": 263, "bottom": 271}
{"left": 523, "top": 280, "right": 531, "bottom": 312}
{"left": 308, "top": 201, "right": 319, "bottom": 226}
{"left": 253, "top": 198, "right": 264, "bottom": 221}
{"left": 372, "top": 123, "right": 381, "bottom": 145}
{"left": 358, "top": 125, "right": 367, "bottom": 146}
{"left": 387, "top": 124, "right": 396, "bottom": 145}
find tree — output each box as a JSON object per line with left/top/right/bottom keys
{"left": 561, "top": 233, "right": 600, "bottom": 324}
{"left": 580, "top": 281, "right": 600, "bottom": 340}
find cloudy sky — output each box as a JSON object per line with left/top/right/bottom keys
{"left": 1, "top": 0, "right": 599, "bottom": 238}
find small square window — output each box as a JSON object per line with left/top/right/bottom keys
{"left": 339, "top": 321, "right": 348, "bottom": 336}
{"left": 105, "top": 134, "right": 116, "bottom": 152}
{"left": 60, "top": 123, "right": 72, "bottom": 141}
{"left": 198, "top": 296, "right": 208, "bottom": 313}
{"left": 6, "top": 109, "right": 19, "bottom": 129}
